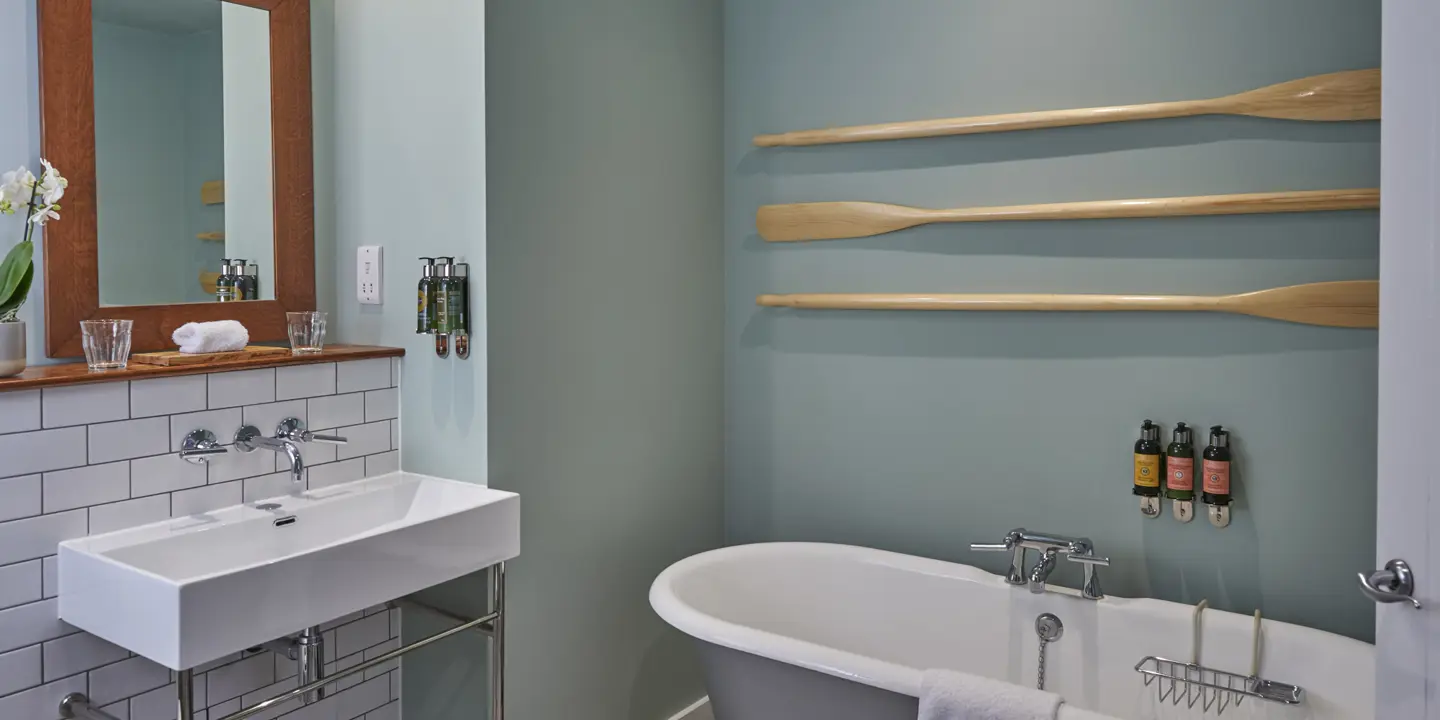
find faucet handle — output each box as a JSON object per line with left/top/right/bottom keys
{"left": 970, "top": 529, "right": 1024, "bottom": 553}
{"left": 275, "top": 418, "right": 348, "bottom": 445}
{"left": 1067, "top": 553, "right": 1110, "bottom": 567}
{"left": 970, "top": 542, "right": 1013, "bottom": 552}
{"left": 179, "top": 429, "right": 228, "bottom": 465}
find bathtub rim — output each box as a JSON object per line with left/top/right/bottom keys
{"left": 649, "top": 541, "right": 1376, "bottom": 700}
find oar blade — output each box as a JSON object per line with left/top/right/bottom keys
{"left": 1226, "top": 280, "right": 1378, "bottom": 328}
{"left": 757, "top": 202, "right": 927, "bottom": 242}
{"left": 1225, "top": 69, "right": 1380, "bottom": 122}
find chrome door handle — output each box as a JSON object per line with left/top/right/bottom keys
{"left": 1358, "top": 559, "right": 1422, "bottom": 609}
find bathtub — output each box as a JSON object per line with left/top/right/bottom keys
{"left": 650, "top": 543, "right": 1374, "bottom": 720}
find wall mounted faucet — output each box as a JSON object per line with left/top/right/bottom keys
{"left": 971, "top": 528, "right": 1110, "bottom": 600}
{"left": 235, "top": 418, "right": 347, "bottom": 487}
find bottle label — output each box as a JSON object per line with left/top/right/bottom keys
{"left": 417, "top": 289, "right": 428, "bottom": 314}
{"left": 1167, "top": 457, "right": 1194, "bottom": 491}
{"left": 435, "top": 291, "right": 451, "bottom": 332}
{"left": 1203, "top": 460, "right": 1231, "bottom": 495}
{"left": 450, "top": 290, "right": 466, "bottom": 332}
{"left": 1134, "top": 454, "right": 1160, "bottom": 488}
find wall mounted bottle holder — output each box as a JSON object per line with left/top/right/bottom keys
{"left": 418, "top": 258, "right": 471, "bottom": 359}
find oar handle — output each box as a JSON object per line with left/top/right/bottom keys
{"left": 922, "top": 189, "right": 1380, "bottom": 224}
{"left": 757, "top": 293, "right": 1210, "bottom": 313}
{"left": 754, "top": 100, "right": 1206, "bottom": 147}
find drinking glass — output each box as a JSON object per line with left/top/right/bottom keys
{"left": 80, "top": 319, "right": 134, "bottom": 370}
{"left": 287, "top": 312, "right": 327, "bottom": 355}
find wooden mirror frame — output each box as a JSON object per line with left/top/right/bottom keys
{"left": 38, "top": 0, "right": 315, "bottom": 357}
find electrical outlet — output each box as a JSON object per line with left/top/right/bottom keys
{"left": 357, "top": 246, "right": 383, "bottom": 304}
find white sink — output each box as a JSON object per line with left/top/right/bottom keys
{"left": 58, "top": 472, "right": 519, "bottom": 670}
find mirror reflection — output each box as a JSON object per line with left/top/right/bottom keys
{"left": 93, "top": 0, "right": 275, "bottom": 306}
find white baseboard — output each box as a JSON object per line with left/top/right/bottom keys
{"left": 667, "top": 696, "right": 712, "bottom": 720}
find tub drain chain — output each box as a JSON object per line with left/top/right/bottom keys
{"left": 1034, "top": 614, "right": 1063, "bottom": 691}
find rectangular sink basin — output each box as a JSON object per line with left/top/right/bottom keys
{"left": 59, "top": 472, "right": 519, "bottom": 670}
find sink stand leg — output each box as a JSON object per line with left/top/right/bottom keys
{"left": 178, "top": 669, "right": 196, "bottom": 720}
{"left": 491, "top": 561, "right": 506, "bottom": 720}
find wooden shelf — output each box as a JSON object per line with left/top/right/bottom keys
{"left": 0, "top": 344, "right": 404, "bottom": 392}
{"left": 197, "top": 232, "right": 225, "bottom": 242}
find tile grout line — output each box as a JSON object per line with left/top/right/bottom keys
{"left": 0, "top": 360, "right": 403, "bottom": 717}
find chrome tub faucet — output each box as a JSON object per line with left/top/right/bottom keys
{"left": 971, "top": 528, "right": 1110, "bottom": 600}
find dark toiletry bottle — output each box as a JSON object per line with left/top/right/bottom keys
{"left": 246, "top": 262, "right": 260, "bottom": 300}
{"left": 1166, "top": 423, "right": 1195, "bottom": 523}
{"left": 231, "top": 259, "right": 252, "bottom": 300}
{"left": 453, "top": 263, "right": 470, "bottom": 335}
{"left": 417, "top": 257, "right": 437, "bottom": 334}
{"left": 1203, "top": 426, "right": 1232, "bottom": 527}
{"left": 454, "top": 263, "right": 471, "bottom": 358}
{"left": 1133, "top": 420, "right": 1162, "bottom": 518}
{"left": 434, "top": 257, "right": 455, "bottom": 333}
{"left": 216, "top": 259, "right": 236, "bottom": 302}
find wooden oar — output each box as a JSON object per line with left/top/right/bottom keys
{"left": 757, "top": 280, "right": 1378, "bottom": 329}
{"left": 757, "top": 189, "right": 1378, "bottom": 242}
{"left": 754, "top": 69, "right": 1380, "bottom": 147}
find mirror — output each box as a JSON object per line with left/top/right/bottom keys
{"left": 92, "top": 0, "right": 275, "bottom": 306}
{"left": 39, "top": 0, "right": 316, "bottom": 357}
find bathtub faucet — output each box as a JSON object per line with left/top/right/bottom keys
{"left": 970, "top": 528, "right": 1110, "bottom": 600}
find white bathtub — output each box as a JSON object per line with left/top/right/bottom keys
{"left": 651, "top": 543, "right": 1374, "bottom": 720}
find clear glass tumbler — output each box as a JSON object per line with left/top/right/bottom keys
{"left": 286, "top": 312, "right": 327, "bottom": 355}
{"left": 80, "top": 319, "right": 134, "bottom": 370}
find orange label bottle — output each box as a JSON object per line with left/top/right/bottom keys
{"left": 1203, "top": 459, "right": 1230, "bottom": 495}
{"left": 1164, "top": 423, "right": 1195, "bottom": 501}
{"left": 1202, "top": 426, "right": 1233, "bottom": 508}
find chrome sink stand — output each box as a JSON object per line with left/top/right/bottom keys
{"left": 59, "top": 562, "right": 507, "bottom": 720}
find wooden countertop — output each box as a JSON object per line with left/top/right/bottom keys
{"left": 0, "top": 344, "right": 405, "bottom": 392}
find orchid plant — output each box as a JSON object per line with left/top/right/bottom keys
{"left": 0, "top": 160, "right": 66, "bottom": 323}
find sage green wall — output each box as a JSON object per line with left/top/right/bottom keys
{"left": 725, "top": 0, "right": 1379, "bottom": 641}
{"left": 483, "top": 1, "right": 725, "bottom": 717}
{"left": 324, "top": 0, "right": 723, "bottom": 718}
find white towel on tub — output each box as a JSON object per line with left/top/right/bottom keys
{"left": 919, "top": 669, "right": 1062, "bottom": 720}
{"left": 1057, "top": 704, "right": 1122, "bottom": 720}
{"left": 172, "top": 320, "right": 249, "bottom": 354}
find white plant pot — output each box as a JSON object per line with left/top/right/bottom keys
{"left": 0, "top": 321, "right": 26, "bottom": 377}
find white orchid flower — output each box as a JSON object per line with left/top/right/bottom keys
{"left": 37, "top": 159, "right": 66, "bottom": 205}
{"left": 28, "top": 204, "right": 60, "bottom": 225}
{"left": 0, "top": 167, "right": 33, "bottom": 213}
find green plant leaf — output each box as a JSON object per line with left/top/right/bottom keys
{"left": 0, "top": 264, "right": 31, "bottom": 321}
{"left": 0, "top": 241, "right": 34, "bottom": 310}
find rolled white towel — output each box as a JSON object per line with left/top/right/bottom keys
{"left": 920, "top": 669, "right": 1061, "bottom": 720}
{"left": 172, "top": 320, "right": 249, "bottom": 354}
{"left": 1058, "top": 704, "right": 1123, "bottom": 720}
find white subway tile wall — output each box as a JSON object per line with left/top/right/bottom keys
{"left": 0, "top": 360, "right": 403, "bottom": 720}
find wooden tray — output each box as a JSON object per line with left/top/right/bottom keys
{"left": 131, "top": 345, "right": 290, "bottom": 366}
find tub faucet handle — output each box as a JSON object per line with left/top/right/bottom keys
{"left": 969, "top": 529, "right": 1023, "bottom": 552}
{"left": 970, "top": 542, "right": 1012, "bottom": 552}
{"left": 1067, "top": 552, "right": 1108, "bottom": 601}
{"left": 971, "top": 530, "right": 1028, "bottom": 587}
{"left": 1066, "top": 553, "right": 1110, "bottom": 567}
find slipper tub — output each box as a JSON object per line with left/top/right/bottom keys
{"left": 650, "top": 543, "right": 1373, "bottom": 720}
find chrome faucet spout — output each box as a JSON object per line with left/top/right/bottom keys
{"left": 1029, "top": 549, "right": 1058, "bottom": 594}
{"left": 235, "top": 426, "right": 307, "bottom": 485}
